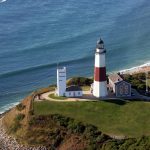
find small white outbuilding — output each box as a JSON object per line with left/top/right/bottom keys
{"left": 65, "top": 85, "right": 83, "bottom": 97}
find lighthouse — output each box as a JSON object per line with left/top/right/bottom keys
{"left": 93, "top": 38, "right": 108, "bottom": 98}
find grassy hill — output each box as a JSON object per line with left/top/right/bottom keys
{"left": 2, "top": 86, "right": 150, "bottom": 149}
{"left": 34, "top": 100, "right": 150, "bottom": 137}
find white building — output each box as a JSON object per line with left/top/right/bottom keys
{"left": 56, "top": 67, "right": 66, "bottom": 96}
{"left": 65, "top": 85, "right": 83, "bottom": 97}
{"left": 56, "top": 67, "right": 83, "bottom": 97}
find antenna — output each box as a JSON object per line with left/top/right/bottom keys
{"left": 57, "top": 62, "right": 59, "bottom": 69}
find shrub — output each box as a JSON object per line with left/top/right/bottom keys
{"left": 67, "top": 77, "right": 93, "bottom": 86}
{"left": 16, "top": 103, "right": 25, "bottom": 111}
{"left": 29, "top": 117, "right": 37, "bottom": 126}
{"left": 101, "top": 140, "right": 119, "bottom": 150}
{"left": 29, "top": 110, "right": 34, "bottom": 116}
{"left": 52, "top": 114, "right": 70, "bottom": 127}
{"left": 67, "top": 120, "right": 85, "bottom": 134}
{"left": 119, "top": 138, "right": 137, "bottom": 150}
{"left": 15, "top": 113, "right": 25, "bottom": 122}
{"left": 84, "top": 124, "right": 98, "bottom": 137}
{"left": 10, "top": 121, "right": 21, "bottom": 133}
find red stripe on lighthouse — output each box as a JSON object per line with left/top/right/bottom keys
{"left": 94, "top": 67, "right": 106, "bottom": 82}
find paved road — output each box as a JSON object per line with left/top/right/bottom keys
{"left": 131, "top": 89, "right": 150, "bottom": 101}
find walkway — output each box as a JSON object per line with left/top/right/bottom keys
{"left": 36, "top": 91, "right": 98, "bottom": 102}
{"left": 37, "top": 89, "right": 150, "bottom": 102}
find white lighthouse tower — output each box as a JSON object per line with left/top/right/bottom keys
{"left": 93, "top": 38, "right": 108, "bottom": 98}
{"left": 56, "top": 67, "right": 66, "bottom": 96}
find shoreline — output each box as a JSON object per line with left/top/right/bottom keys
{"left": 0, "top": 102, "right": 19, "bottom": 117}
{"left": 119, "top": 62, "right": 150, "bottom": 75}
{"left": 0, "top": 62, "right": 150, "bottom": 116}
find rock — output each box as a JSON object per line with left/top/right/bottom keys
{"left": 0, "top": 117, "right": 47, "bottom": 150}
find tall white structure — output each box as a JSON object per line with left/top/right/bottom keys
{"left": 57, "top": 67, "right": 66, "bottom": 96}
{"left": 93, "top": 38, "right": 108, "bottom": 98}
{"left": 56, "top": 67, "right": 83, "bottom": 97}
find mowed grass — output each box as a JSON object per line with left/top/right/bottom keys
{"left": 81, "top": 86, "right": 90, "bottom": 91}
{"left": 34, "top": 100, "right": 150, "bottom": 137}
{"left": 49, "top": 93, "right": 67, "bottom": 100}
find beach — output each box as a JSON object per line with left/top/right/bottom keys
{"left": 119, "top": 63, "right": 150, "bottom": 75}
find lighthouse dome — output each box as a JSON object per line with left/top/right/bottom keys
{"left": 96, "top": 38, "right": 104, "bottom": 49}
{"left": 98, "top": 38, "right": 104, "bottom": 44}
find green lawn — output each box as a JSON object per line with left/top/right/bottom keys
{"left": 81, "top": 86, "right": 90, "bottom": 91}
{"left": 48, "top": 93, "right": 67, "bottom": 100}
{"left": 34, "top": 100, "right": 150, "bottom": 137}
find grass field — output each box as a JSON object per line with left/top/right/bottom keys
{"left": 34, "top": 100, "right": 150, "bottom": 137}
{"left": 81, "top": 86, "right": 90, "bottom": 91}
{"left": 48, "top": 93, "right": 67, "bottom": 100}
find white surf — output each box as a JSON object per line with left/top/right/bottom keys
{"left": 0, "top": 0, "right": 7, "bottom": 3}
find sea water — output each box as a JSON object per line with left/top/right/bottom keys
{"left": 0, "top": 0, "right": 150, "bottom": 113}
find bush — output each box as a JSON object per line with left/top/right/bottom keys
{"left": 29, "top": 110, "right": 34, "bottom": 116}
{"left": 84, "top": 124, "right": 98, "bottom": 137}
{"left": 119, "top": 138, "right": 137, "bottom": 150}
{"left": 67, "top": 77, "right": 93, "bottom": 86}
{"left": 16, "top": 103, "right": 25, "bottom": 111}
{"left": 101, "top": 140, "right": 119, "bottom": 150}
{"left": 123, "top": 73, "right": 146, "bottom": 91}
{"left": 52, "top": 114, "right": 70, "bottom": 127}
{"left": 68, "top": 120, "right": 85, "bottom": 134}
{"left": 15, "top": 113, "right": 25, "bottom": 121}
{"left": 29, "top": 117, "right": 37, "bottom": 126}
{"left": 10, "top": 121, "right": 21, "bottom": 133}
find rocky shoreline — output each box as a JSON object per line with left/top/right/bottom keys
{"left": 0, "top": 112, "right": 47, "bottom": 150}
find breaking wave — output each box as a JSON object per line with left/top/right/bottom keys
{"left": 119, "top": 62, "right": 150, "bottom": 74}
{"left": 0, "top": 0, "right": 7, "bottom": 3}
{"left": 0, "top": 102, "right": 19, "bottom": 115}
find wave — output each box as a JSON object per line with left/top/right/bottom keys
{"left": 0, "top": 0, "right": 6, "bottom": 3}
{"left": 0, "top": 27, "right": 99, "bottom": 57}
{"left": 119, "top": 62, "right": 150, "bottom": 74}
{"left": 0, "top": 56, "right": 92, "bottom": 78}
{"left": 0, "top": 102, "right": 19, "bottom": 115}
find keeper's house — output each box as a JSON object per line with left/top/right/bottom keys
{"left": 65, "top": 85, "right": 83, "bottom": 97}
{"left": 108, "top": 74, "right": 131, "bottom": 97}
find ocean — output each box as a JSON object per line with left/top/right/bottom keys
{"left": 0, "top": 0, "right": 150, "bottom": 113}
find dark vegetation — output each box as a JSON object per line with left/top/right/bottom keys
{"left": 10, "top": 113, "right": 25, "bottom": 133}
{"left": 4, "top": 79, "right": 150, "bottom": 149}
{"left": 67, "top": 77, "right": 93, "bottom": 86}
{"left": 122, "top": 73, "right": 150, "bottom": 94}
{"left": 16, "top": 103, "right": 26, "bottom": 111}
{"left": 26, "top": 114, "right": 150, "bottom": 150}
